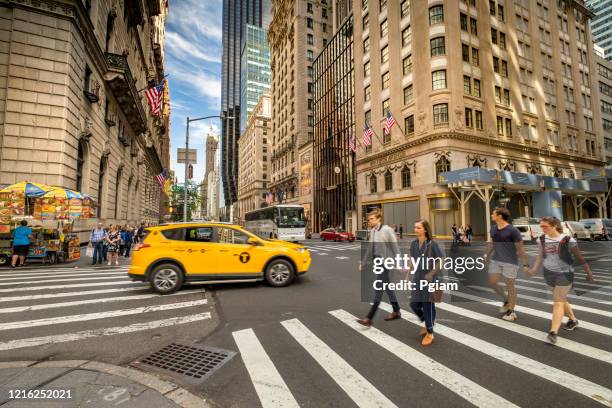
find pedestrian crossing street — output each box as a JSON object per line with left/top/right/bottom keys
{"left": 0, "top": 265, "right": 212, "bottom": 353}
{"left": 231, "top": 270, "right": 612, "bottom": 407}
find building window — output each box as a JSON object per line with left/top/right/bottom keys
{"left": 364, "top": 61, "right": 370, "bottom": 77}
{"left": 495, "top": 86, "right": 501, "bottom": 104}
{"left": 308, "top": 115, "right": 314, "bottom": 127}
{"left": 489, "top": 0, "right": 496, "bottom": 15}
{"left": 435, "top": 156, "right": 451, "bottom": 181}
{"left": 475, "top": 110, "right": 483, "bottom": 129}
{"left": 403, "top": 84, "right": 413, "bottom": 105}
{"left": 499, "top": 32, "right": 506, "bottom": 49}
{"left": 491, "top": 28, "right": 497, "bottom": 44}
{"left": 463, "top": 76, "right": 471, "bottom": 94}
{"left": 402, "top": 55, "right": 412, "bottom": 75}
{"left": 385, "top": 170, "right": 393, "bottom": 191}
{"left": 405, "top": 115, "right": 414, "bottom": 134}
{"left": 381, "top": 45, "right": 389, "bottom": 63}
{"left": 114, "top": 168, "right": 122, "bottom": 219}
{"left": 363, "top": 37, "right": 370, "bottom": 53}
{"left": 460, "top": 13, "right": 468, "bottom": 31}
{"left": 470, "top": 17, "right": 478, "bottom": 35}
{"left": 379, "top": 0, "right": 387, "bottom": 11}
{"left": 363, "top": 13, "right": 369, "bottom": 30}
{"left": 402, "top": 26, "right": 411, "bottom": 46}
{"left": 501, "top": 60, "right": 508, "bottom": 77}
{"left": 382, "top": 99, "right": 390, "bottom": 114}
{"left": 432, "top": 70, "right": 447, "bottom": 90}
{"left": 307, "top": 34, "right": 313, "bottom": 45}
{"left": 381, "top": 72, "right": 390, "bottom": 89}
{"left": 401, "top": 0, "right": 410, "bottom": 18}
{"left": 370, "top": 174, "right": 377, "bottom": 193}
{"left": 497, "top": 4, "right": 504, "bottom": 20}
{"left": 307, "top": 18, "right": 313, "bottom": 28}
{"left": 307, "top": 2, "right": 313, "bottom": 13}
{"left": 307, "top": 50, "right": 313, "bottom": 62}
{"left": 429, "top": 5, "right": 444, "bottom": 25}
{"left": 503, "top": 89, "right": 510, "bottom": 106}
{"left": 462, "top": 44, "right": 469, "bottom": 62}
{"left": 76, "top": 141, "right": 85, "bottom": 191}
{"left": 433, "top": 103, "right": 448, "bottom": 124}
{"left": 380, "top": 19, "right": 388, "bottom": 37}
{"left": 401, "top": 166, "right": 411, "bottom": 188}
{"left": 97, "top": 157, "right": 107, "bottom": 217}
{"left": 322, "top": 8, "right": 327, "bottom": 18}
{"left": 472, "top": 48, "right": 479, "bottom": 66}
{"left": 430, "top": 36, "right": 445, "bottom": 56}
{"left": 362, "top": 0, "right": 368, "bottom": 9}
{"left": 497, "top": 116, "right": 504, "bottom": 135}
{"left": 465, "top": 108, "right": 473, "bottom": 127}
{"left": 493, "top": 56, "right": 500, "bottom": 73}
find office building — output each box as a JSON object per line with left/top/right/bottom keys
{"left": 240, "top": 25, "right": 271, "bottom": 134}
{"left": 596, "top": 48, "right": 612, "bottom": 164}
{"left": 587, "top": 0, "right": 612, "bottom": 61}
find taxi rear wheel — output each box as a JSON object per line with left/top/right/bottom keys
{"left": 265, "top": 259, "right": 295, "bottom": 287}
{"left": 150, "top": 263, "right": 184, "bottom": 294}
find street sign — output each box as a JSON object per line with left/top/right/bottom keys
{"left": 177, "top": 148, "right": 197, "bottom": 164}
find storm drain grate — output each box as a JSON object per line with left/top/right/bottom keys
{"left": 133, "top": 343, "right": 236, "bottom": 385}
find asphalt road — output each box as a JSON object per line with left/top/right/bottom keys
{"left": 0, "top": 240, "right": 611, "bottom": 407}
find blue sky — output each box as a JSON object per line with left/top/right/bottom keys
{"left": 166, "top": 0, "right": 223, "bottom": 185}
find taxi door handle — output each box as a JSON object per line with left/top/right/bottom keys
{"left": 174, "top": 248, "right": 186, "bottom": 252}
{"left": 200, "top": 249, "right": 206, "bottom": 253}
{"left": 219, "top": 249, "right": 229, "bottom": 253}
{"left": 187, "top": 249, "right": 192, "bottom": 253}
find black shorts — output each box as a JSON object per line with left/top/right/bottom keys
{"left": 543, "top": 269, "right": 574, "bottom": 287}
{"left": 13, "top": 245, "right": 29, "bottom": 256}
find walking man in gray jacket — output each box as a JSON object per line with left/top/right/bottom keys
{"left": 357, "top": 209, "right": 402, "bottom": 327}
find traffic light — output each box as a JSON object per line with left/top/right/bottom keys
{"left": 188, "top": 164, "right": 193, "bottom": 179}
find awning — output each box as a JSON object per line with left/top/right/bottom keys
{"left": 584, "top": 166, "right": 612, "bottom": 180}
{"left": 439, "top": 167, "right": 607, "bottom": 194}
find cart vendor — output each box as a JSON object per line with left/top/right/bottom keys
{"left": 11, "top": 220, "right": 32, "bottom": 268}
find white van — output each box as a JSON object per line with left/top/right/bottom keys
{"left": 563, "top": 221, "right": 594, "bottom": 241}
{"left": 579, "top": 218, "right": 612, "bottom": 241}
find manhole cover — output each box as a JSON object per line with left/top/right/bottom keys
{"left": 132, "top": 343, "right": 236, "bottom": 385}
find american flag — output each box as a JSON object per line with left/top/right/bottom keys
{"left": 349, "top": 130, "right": 356, "bottom": 153}
{"left": 363, "top": 124, "right": 373, "bottom": 146}
{"left": 265, "top": 192, "right": 273, "bottom": 205}
{"left": 155, "top": 169, "right": 168, "bottom": 188}
{"left": 145, "top": 80, "right": 165, "bottom": 116}
{"left": 384, "top": 111, "right": 396, "bottom": 135}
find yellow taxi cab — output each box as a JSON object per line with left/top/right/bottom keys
{"left": 128, "top": 222, "right": 311, "bottom": 294}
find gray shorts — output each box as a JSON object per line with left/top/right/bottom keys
{"left": 488, "top": 260, "right": 519, "bottom": 279}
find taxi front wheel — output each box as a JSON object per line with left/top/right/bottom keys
{"left": 150, "top": 263, "right": 184, "bottom": 294}
{"left": 265, "top": 259, "right": 295, "bottom": 287}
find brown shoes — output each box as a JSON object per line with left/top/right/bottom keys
{"left": 421, "top": 333, "right": 434, "bottom": 346}
{"left": 356, "top": 318, "right": 373, "bottom": 327}
{"left": 384, "top": 312, "right": 401, "bottom": 321}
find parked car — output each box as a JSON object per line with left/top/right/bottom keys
{"left": 320, "top": 228, "right": 356, "bottom": 242}
{"left": 514, "top": 224, "right": 543, "bottom": 243}
{"left": 563, "top": 221, "right": 594, "bottom": 241}
{"left": 579, "top": 218, "right": 612, "bottom": 241}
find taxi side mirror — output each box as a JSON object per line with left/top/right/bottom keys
{"left": 247, "top": 237, "right": 260, "bottom": 246}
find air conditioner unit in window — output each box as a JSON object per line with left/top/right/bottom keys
{"left": 84, "top": 79, "right": 100, "bottom": 103}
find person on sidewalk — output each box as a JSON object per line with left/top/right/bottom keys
{"left": 408, "top": 219, "right": 443, "bottom": 346}
{"left": 484, "top": 207, "right": 530, "bottom": 322}
{"left": 105, "top": 225, "right": 121, "bottom": 266}
{"left": 89, "top": 222, "right": 106, "bottom": 265}
{"left": 527, "top": 217, "right": 594, "bottom": 344}
{"left": 399, "top": 224, "right": 404, "bottom": 240}
{"left": 122, "top": 225, "right": 133, "bottom": 258}
{"left": 357, "top": 209, "right": 402, "bottom": 327}
{"left": 11, "top": 220, "right": 32, "bottom": 268}
{"left": 451, "top": 223, "right": 458, "bottom": 243}
{"left": 465, "top": 224, "right": 473, "bottom": 245}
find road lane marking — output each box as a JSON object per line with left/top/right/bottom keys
{"left": 281, "top": 318, "right": 397, "bottom": 408}
{"left": 233, "top": 329, "right": 299, "bottom": 408}
{"left": 0, "top": 276, "right": 136, "bottom": 287}
{"left": 500, "top": 280, "right": 612, "bottom": 305}
{"left": 330, "top": 310, "right": 519, "bottom": 408}
{"left": 0, "top": 312, "right": 212, "bottom": 351}
{"left": 432, "top": 301, "right": 612, "bottom": 364}
{"left": 336, "top": 257, "right": 349, "bottom": 260}
{"left": 0, "top": 267, "right": 130, "bottom": 275}
{"left": 0, "top": 281, "right": 146, "bottom": 293}
{"left": 0, "top": 287, "right": 154, "bottom": 302}
{"left": 0, "top": 290, "right": 206, "bottom": 314}
{"left": 0, "top": 299, "right": 209, "bottom": 331}
{"left": 379, "top": 303, "right": 612, "bottom": 407}
{"left": 0, "top": 271, "right": 125, "bottom": 281}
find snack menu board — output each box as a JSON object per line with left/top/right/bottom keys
{"left": 0, "top": 191, "right": 24, "bottom": 223}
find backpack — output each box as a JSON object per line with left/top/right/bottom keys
{"left": 539, "top": 234, "right": 573, "bottom": 265}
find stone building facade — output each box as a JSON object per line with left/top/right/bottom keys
{"left": 351, "top": 0, "right": 605, "bottom": 237}
{"left": 596, "top": 49, "right": 612, "bottom": 164}
{"left": 0, "top": 0, "right": 169, "bottom": 232}
{"left": 237, "top": 93, "right": 271, "bottom": 220}
{"left": 268, "top": 0, "right": 330, "bottom": 214}
{"left": 201, "top": 131, "right": 219, "bottom": 218}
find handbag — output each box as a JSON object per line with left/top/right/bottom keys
{"left": 426, "top": 241, "right": 444, "bottom": 303}
{"left": 85, "top": 246, "right": 94, "bottom": 258}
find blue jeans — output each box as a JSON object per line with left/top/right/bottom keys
{"left": 92, "top": 241, "right": 104, "bottom": 264}
{"left": 410, "top": 301, "right": 436, "bottom": 333}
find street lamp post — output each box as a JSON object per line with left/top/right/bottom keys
{"left": 183, "top": 114, "right": 233, "bottom": 222}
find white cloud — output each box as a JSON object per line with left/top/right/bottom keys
{"left": 165, "top": 31, "right": 221, "bottom": 64}
{"left": 168, "top": 0, "right": 223, "bottom": 43}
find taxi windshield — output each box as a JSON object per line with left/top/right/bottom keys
{"left": 276, "top": 207, "right": 306, "bottom": 228}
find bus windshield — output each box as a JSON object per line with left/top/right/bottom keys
{"left": 277, "top": 207, "right": 306, "bottom": 228}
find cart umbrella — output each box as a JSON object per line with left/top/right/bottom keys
{"left": 0, "top": 181, "right": 52, "bottom": 197}
{"left": 41, "top": 188, "right": 84, "bottom": 199}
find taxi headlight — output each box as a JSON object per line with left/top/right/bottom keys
{"left": 295, "top": 247, "right": 307, "bottom": 253}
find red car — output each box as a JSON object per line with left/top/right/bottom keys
{"left": 320, "top": 228, "right": 355, "bottom": 242}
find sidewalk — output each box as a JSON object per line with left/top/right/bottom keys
{"left": 0, "top": 360, "right": 209, "bottom": 407}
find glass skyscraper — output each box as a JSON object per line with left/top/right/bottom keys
{"left": 221, "top": 0, "right": 271, "bottom": 206}
{"left": 588, "top": 0, "right": 612, "bottom": 61}
{"left": 240, "top": 25, "right": 271, "bottom": 134}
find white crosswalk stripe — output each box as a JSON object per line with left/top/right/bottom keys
{"left": 0, "top": 265, "right": 212, "bottom": 353}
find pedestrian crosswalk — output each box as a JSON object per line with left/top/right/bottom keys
{"left": 231, "top": 279, "right": 612, "bottom": 407}
{"left": 303, "top": 242, "right": 362, "bottom": 254}
{"left": 0, "top": 265, "right": 212, "bottom": 353}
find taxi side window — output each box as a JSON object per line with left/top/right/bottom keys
{"left": 185, "top": 227, "right": 213, "bottom": 242}
{"left": 216, "top": 227, "right": 249, "bottom": 245}
{"left": 161, "top": 228, "right": 185, "bottom": 240}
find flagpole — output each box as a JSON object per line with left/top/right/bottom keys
{"left": 392, "top": 112, "right": 405, "bottom": 135}
{"left": 137, "top": 74, "right": 169, "bottom": 93}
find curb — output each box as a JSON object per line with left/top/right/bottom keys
{"left": 0, "top": 360, "right": 210, "bottom": 408}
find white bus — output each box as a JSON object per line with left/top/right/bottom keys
{"left": 244, "top": 205, "right": 306, "bottom": 241}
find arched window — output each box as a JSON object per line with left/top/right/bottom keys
{"left": 384, "top": 170, "right": 393, "bottom": 191}
{"left": 97, "top": 156, "right": 107, "bottom": 217}
{"left": 76, "top": 141, "right": 85, "bottom": 191}
{"left": 435, "top": 156, "right": 450, "bottom": 181}
{"left": 401, "top": 166, "right": 411, "bottom": 188}
{"left": 369, "top": 174, "right": 377, "bottom": 194}
{"left": 114, "top": 167, "right": 122, "bottom": 219}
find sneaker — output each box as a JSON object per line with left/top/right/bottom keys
{"left": 547, "top": 331, "right": 558, "bottom": 344}
{"left": 498, "top": 301, "right": 509, "bottom": 313}
{"left": 421, "top": 333, "right": 434, "bottom": 346}
{"left": 107, "top": 262, "right": 111, "bottom": 266}
{"left": 564, "top": 320, "right": 579, "bottom": 331}
{"left": 501, "top": 310, "right": 517, "bottom": 321}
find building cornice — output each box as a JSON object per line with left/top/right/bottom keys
{"left": 356, "top": 132, "right": 606, "bottom": 168}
